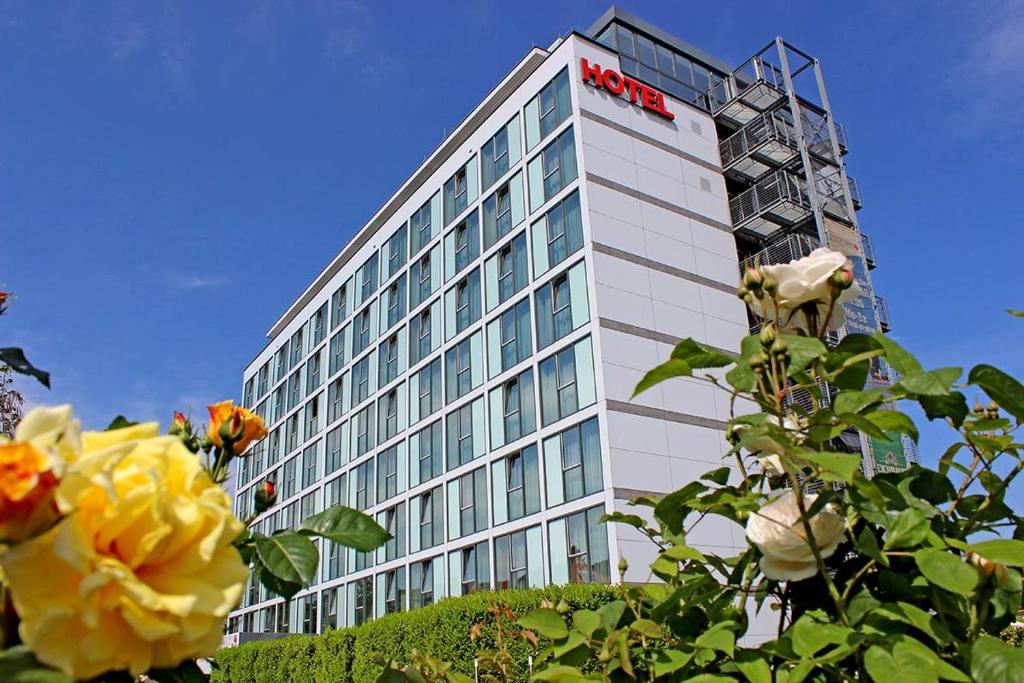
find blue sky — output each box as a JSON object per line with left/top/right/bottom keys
{"left": 3, "top": 1, "right": 1023, "bottom": 491}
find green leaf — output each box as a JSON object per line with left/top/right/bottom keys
{"left": 801, "top": 451, "right": 861, "bottom": 482}
{"left": 298, "top": 506, "right": 390, "bottom": 551}
{"left": 871, "top": 602, "right": 952, "bottom": 645}
{"left": 106, "top": 415, "right": 139, "bottom": 431}
{"left": 968, "top": 539, "right": 1024, "bottom": 566}
{"left": 834, "top": 387, "right": 886, "bottom": 415}
{"left": 662, "top": 544, "right": 708, "bottom": 562}
{"left": 865, "top": 410, "right": 919, "bottom": 443}
{"left": 726, "top": 335, "right": 761, "bottom": 392}
{"left": 969, "top": 364, "right": 1024, "bottom": 421}
{"left": 571, "top": 609, "right": 601, "bottom": 638}
{"left": 552, "top": 631, "right": 587, "bottom": 659}
{"left": 0, "top": 647, "right": 73, "bottom": 683}
{"left": 780, "top": 334, "right": 827, "bottom": 377}
{"left": 695, "top": 623, "right": 735, "bottom": 656}
{"left": 0, "top": 347, "right": 50, "bottom": 388}
{"left": 919, "top": 392, "right": 969, "bottom": 428}
{"left": 630, "top": 618, "right": 665, "bottom": 640}
{"left": 600, "top": 512, "right": 647, "bottom": 531}
{"left": 1008, "top": 309, "right": 1024, "bottom": 318}
{"left": 148, "top": 660, "right": 208, "bottom": 683}
{"left": 885, "top": 508, "right": 929, "bottom": 549}
{"left": 898, "top": 371, "right": 950, "bottom": 396}
{"left": 670, "top": 338, "right": 734, "bottom": 366}
{"left": 254, "top": 532, "right": 319, "bottom": 586}
{"left": 970, "top": 635, "right": 1024, "bottom": 683}
{"left": 518, "top": 608, "right": 568, "bottom": 640}
{"left": 914, "top": 548, "right": 979, "bottom": 595}
{"left": 733, "top": 650, "right": 771, "bottom": 683}
{"left": 873, "top": 334, "right": 923, "bottom": 376}
{"left": 634, "top": 359, "right": 695, "bottom": 397}
{"left": 597, "top": 600, "right": 626, "bottom": 634}
{"left": 654, "top": 481, "right": 708, "bottom": 534}
{"left": 255, "top": 563, "right": 303, "bottom": 600}
{"left": 531, "top": 665, "right": 589, "bottom": 683}
{"left": 652, "top": 649, "right": 694, "bottom": 677}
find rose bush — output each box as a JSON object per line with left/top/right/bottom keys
{"left": 377, "top": 247, "right": 1023, "bottom": 683}
{"left": 0, "top": 400, "right": 389, "bottom": 682}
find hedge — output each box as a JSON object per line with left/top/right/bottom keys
{"left": 211, "top": 583, "right": 618, "bottom": 683}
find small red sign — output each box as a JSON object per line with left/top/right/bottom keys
{"left": 580, "top": 58, "right": 675, "bottom": 121}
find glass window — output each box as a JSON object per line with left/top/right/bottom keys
{"left": 557, "top": 506, "right": 610, "bottom": 584}
{"left": 410, "top": 559, "right": 435, "bottom": 609}
{"left": 459, "top": 541, "right": 490, "bottom": 596}
{"left": 353, "top": 459, "right": 374, "bottom": 511}
{"left": 386, "top": 224, "right": 408, "bottom": 279}
{"left": 306, "top": 353, "right": 322, "bottom": 394}
{"left": 384, "top": 566, "right": 406, "bottom": 614}
{"left": 352, "top": 355, "right": 371, "bottom": 406}
{"left": 492, "top": 298, "right": 532, "bottom": 376}
{"left": 482, "top": 122, "right": 511, "bottom": 191}
{"left": 331, "top": 283, "right": 348, "bottom": 330}
{"left": 379, "top": 333, "right": 401, "bottom": 386}
{"left": 454, "top": 467, "right": 487, "bottom": 538}
{"left": 354, "top": 404, "right": 375, "bottom": 458}
{"left": 321, "top": 587, "right": 340, "bottom": 631}
{"left": 417, "top": 358, "right": 442, "bottom": 420}
{"left": 483, "top": 182, "right": 514, "bottom": 249}
{"left": 448, "top": 269, "right": 481, "bottom": 338}
{"left": 326, "top": 424, "right": 345, "bottom": 473}
{"left": 535, "top": 263, "right": 586, "bottom": 350}
{"left": 409, "top": 305, "right": 434, "bottom": 366}
{"left": 537, "top": 68, "right": 572, "bottom": 139}
{"left": 353, "top": 306, "right": 372, "bottom": 356}
{"left": 287, "top": 369, "right": 302, "bottom": 410}
{"left": 555, "top": 417, "right": 603, "bottom": 503}
{"left": 290, "top": 328, "right": 305, "bottom": 367}
{"left": 446, "top": 401, "right": 479, "bottom": 470}
{"left": 444, "top": 164, "right": 471, "bottom": 226}
{"left": 539, "top": 191, "right": 583, "bottom": 272}
{"left": 329, "top": 327, "right": 346, "bottom": 376}
{"left": 379, "top": 387, "right": 400, "bottom": 442}
{"left": 410, "top": 250, "right": 434, "bottom": 307}
{"left": 504, "top": 446, "right": 540, "bottom": 522}
{"left": 384, "top": 276, "right": 406, "bottom": 330}
{"left": 380, "top": 503, "right": 406, "bottom": 562}
{"left": 495, "top": 527, "right": 535, "bottom": 590}
{"left": 539, "top": 340, "right": 593, "bottom": 427}
{"left": 418, "top": 486, "right": 444, "bottom": 550}
{"left": 535, "top": 127, "right": 577, "bottom": 208}
{"left": 356, "top": 252, "right": 379, "bottom": 306}
{"left": 445, "top": 334, "right": 478, "bottom": 402}
{"left": 414, "top": 420, "right": 443, "bottom": 483}
{"left": 410, "top": 196, "right": 435, "bottom": 256}
{"left": 353, "top": 576, "right": 373, "bottom": 626}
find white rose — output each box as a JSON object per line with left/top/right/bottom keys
{"left": 746, "top": 491, "right": 845, "bottom": 581}
{"left": 735, "top": 416, "right": 802, "bottom": 476}
{"left": 750, "top": 248, "right": 860, "bottom": 334}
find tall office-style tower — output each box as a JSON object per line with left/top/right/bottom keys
{"left": 226, "top": 7, "right": 905, "bottom": 639}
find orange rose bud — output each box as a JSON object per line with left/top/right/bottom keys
{"left": 169, "top": 411, "right": 189, "bottom": 436}
{"left": 0, "top": 442, "right": 61, "bottom": 542}
{"left": 254, "top": 479, "right": 277, "bottom": 514}
{"left": 207, "top": 400, "right": 268, "bottom": 455}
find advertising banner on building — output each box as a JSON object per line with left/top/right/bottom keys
{"left": 869, "top": 430, "right": 909, "bottom": 474}
{"left": 823, "top": 217, "right": 863, "bottom": 259}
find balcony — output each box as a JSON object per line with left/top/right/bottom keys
{"left": 729, "top": 170, "right": 812, "bottom": 236}
{"left": 848, "top": 176, "right": 863, "bottom": 209}
{"left": 713, "top": 56, "right": 787, "bottom": 127}
{"left": 861, "top": 233, "right": 876, "bottom": 269}
{"left": 719, "top": 111, "right": 800, "bottom": 181}
{"left": 835, "top": 123, "right": 849, "bottom": 155}
{"left": 739, "top": 232, "right": 819, "bottom": 273}
{"left": 875, "top": 296, "right": 891, "bottom": 333}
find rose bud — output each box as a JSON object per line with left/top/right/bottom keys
{"left": 762, "top": 275, "right": 778, "bottom": 296}
{"left": 254, "top": 480, "right": 277, "bottom": 514}
{"left": 169, "top": 411, "right": 189, "bottom": 436}
{"left": 743, "top": 267, "right": 765, "bottom": 292}
{"left": 759, "top": 324, "right": 777, "bottom": 348}
{"left": 829, "top": 267, "right": 855, "bottom": 292}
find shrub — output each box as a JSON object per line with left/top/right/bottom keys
{"left": 210, "top": 583, "right": 617, "bottom": 683}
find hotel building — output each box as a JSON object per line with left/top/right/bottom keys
{"left": 226, "top": 7, "right": 908, "bottom": 637}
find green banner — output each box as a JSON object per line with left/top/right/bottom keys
{"left": 869, "top": 431, "right": 908, "bottom": 474}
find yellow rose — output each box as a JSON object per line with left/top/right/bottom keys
{"left": 207, "top": 400, "right": 267, "bottom": 454}
{"left": 0, "top": 405, "right": 81, "bottom": 541}
{"left": 1, "top": 422, "right": 248, "bottom": 679}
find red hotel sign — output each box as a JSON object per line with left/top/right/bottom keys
{"left": 580, "top": 58, "right": 675, "bottom": 121}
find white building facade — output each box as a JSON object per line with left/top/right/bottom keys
{"left": 227, "top": 9, "right": 885, "bottom": 637}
